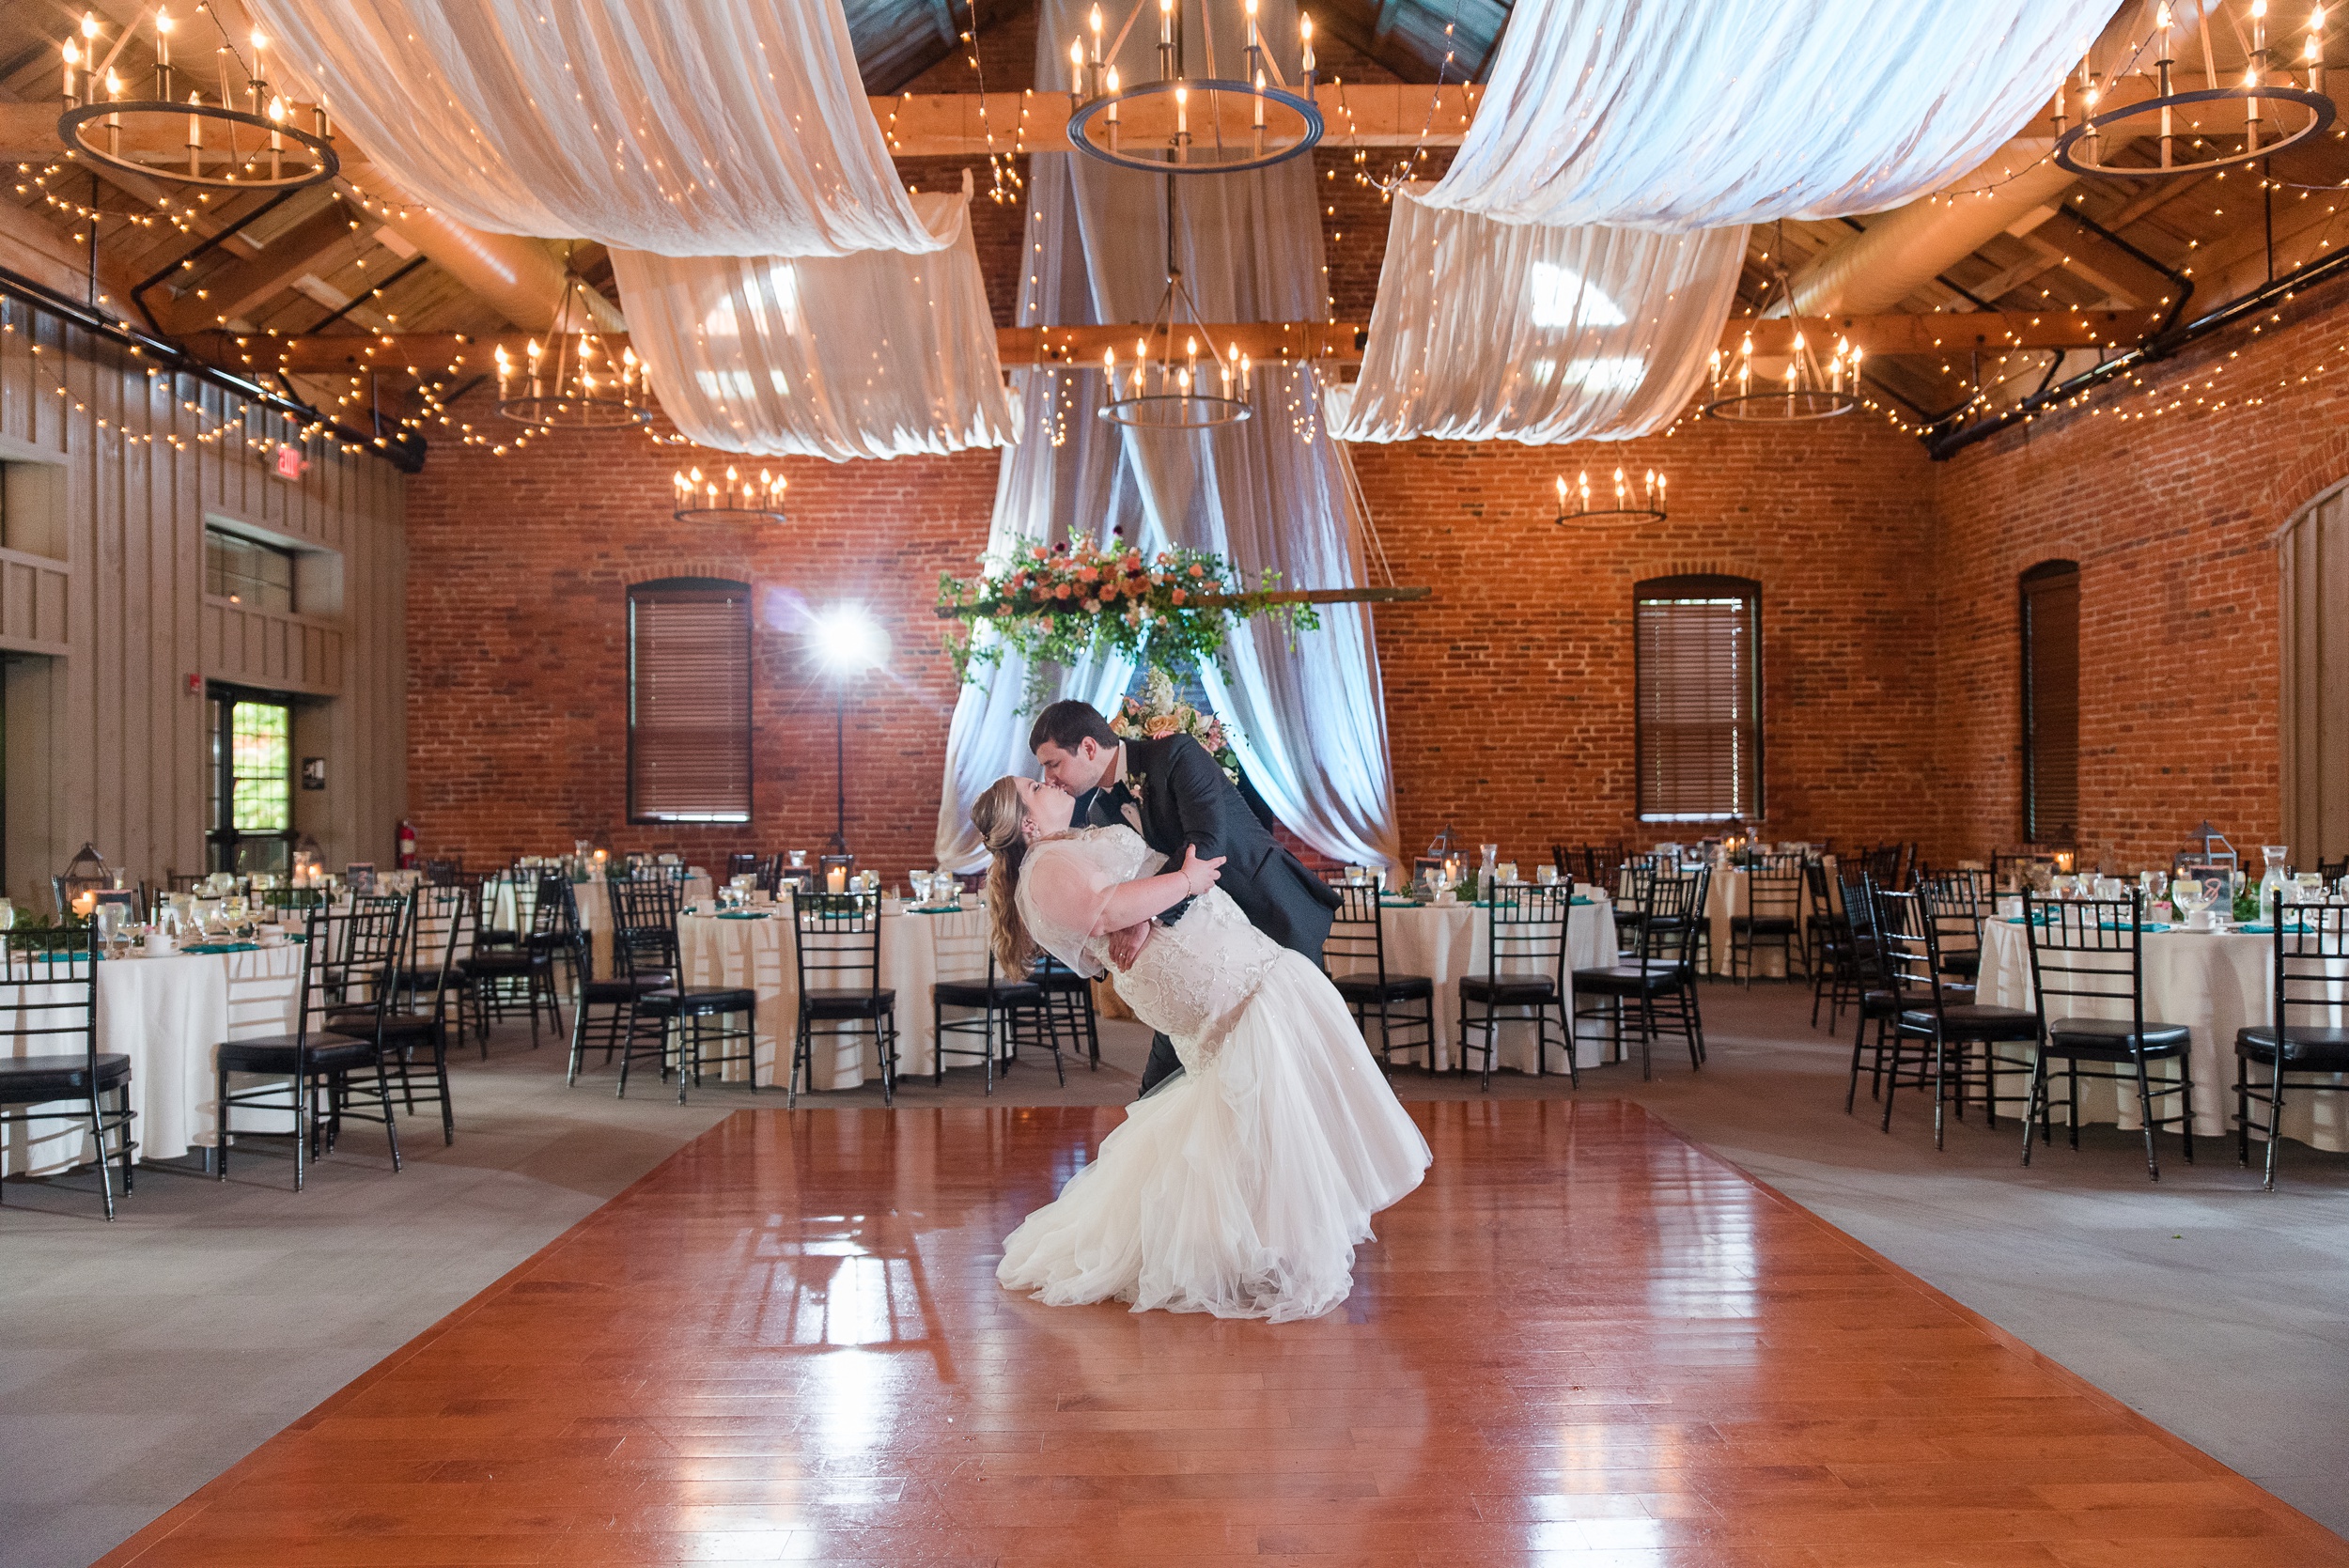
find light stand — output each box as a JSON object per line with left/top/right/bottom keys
{"left": 812, "top": 605, "right": 892, "bottom": 860}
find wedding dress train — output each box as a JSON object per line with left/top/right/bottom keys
{"left": 996, "top": 827, "right": 1431, "bottom": 1322}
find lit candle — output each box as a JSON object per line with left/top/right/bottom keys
{"left": 1555, "top": 475, "right": 1568, "bottom": 515}
{"left": 1088, "top": 4, "right": 1103, "bottom": 64}
{"left": 1299, "top": 11, "right": 1315, "bottom": 75}
{"left": 156, "top": 8, "right": 170, "bottom": 69}
{"left": 1175, "top": 83, "right": 1187, "bottom": 137}
{"left": 72, "top": 891, "right": 97, "bottom": 919}
{"left": 1578, "top": 471, "right": 1592, "bottom": 510}
{"left": 1105, "top": 65, "right": 1120, "bottom": 131}
{"left": 827, "top": 865, "right": 848, "bottom": 894}
{"left": 1657, "top": 473, "right": 1667, "bottom": 507}
{"left": 187, "top": 89, "right": 202, "bottom": 175}
{"left": 62, "top": 39, "right": 79, "bottom": 107}
{"left": 249, "top": 30, "right": 266, "bottom": 113}
{"left": 1254, "top": 69, "right": 1267, "bottom": 131}
{"left": 1068, "top": 37, "right": 1085, "bottom": 101}
{"left": 1159, "top": 0, "right": 1173, "bottom": 47}
{"left": 1245, "top": 0, "right": 1259, "bottom": 50}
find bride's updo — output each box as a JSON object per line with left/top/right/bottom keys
{"left": 972, "top": 777, "right": 1039, "bottom": 975}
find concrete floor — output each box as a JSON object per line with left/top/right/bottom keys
{"left": 3, "top": 984, "right": 2344, "bottom": 1567}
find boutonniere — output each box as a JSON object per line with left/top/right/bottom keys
{"left": 1124, "top": 770, "right": 1147, "bottom": 800}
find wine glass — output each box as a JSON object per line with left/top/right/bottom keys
{"left": 2171, "top": 877, "right": 2209, "bottom": 927}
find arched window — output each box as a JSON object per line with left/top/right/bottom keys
{"left": 2282, "top": 484, "right": 2349, "bottom": 865}
{"left": 628, "top": 577, "right": 752, "bottom": 824}
{"left": 2020, "top": 560, "right": 2079, "bottom": 845}
{"left": 1634, "top": 575, "right": 1762, "bottom": 821}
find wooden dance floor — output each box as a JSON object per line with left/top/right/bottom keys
{"left": 101, "top": 1100, "right": 2345, "bottom": 1566}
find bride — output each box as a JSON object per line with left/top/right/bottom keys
{"left": 972, "top": 775, "right": 1430, "bottom": 1323}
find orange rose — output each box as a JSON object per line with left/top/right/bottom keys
{"left": 1145, "top": 714, "right": 1182, "bottom": 738}
{"left": 1054, "top": 583, "right": 1073, "bottom": 599}
{"left": 1171, "top": 587, "right": 1187, "bottom": 604}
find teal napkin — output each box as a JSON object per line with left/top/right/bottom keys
{"left": 181, "top": 940, "right": 261, "bottom": 954}
{"left": 715, "top": 911, "right": 770, "bottom": 921}
{"left": 2238, "top": 922, "right": 2274, "bottom": 934}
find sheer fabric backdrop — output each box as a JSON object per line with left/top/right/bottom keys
{"left": 1335, "top": 191, "right": 1745, "bottom": 443}
{"left": 612, "top": 187, "right": 1016, "bottom": 460}
{"left": 936, "top": 0, "right": 1401, "bottom": 871}
{"left": 1427, "top": 0, "right": 2100, "bottom": 230}
{"left": 249, "top": 0, "right": 952, "bottom": 256}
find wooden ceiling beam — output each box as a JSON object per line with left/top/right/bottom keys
{"left": 197, "top": 309, "right": 2167, "bottom": 381}
{"left": 151, "top": 208, "right": 371, "bottom": 335}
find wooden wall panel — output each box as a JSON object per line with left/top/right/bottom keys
{"left": 0, "top": 294, "right": 406, "bottom": 907}
{"left": 2282, "top": 482, "right": 2349, "bottom": 867}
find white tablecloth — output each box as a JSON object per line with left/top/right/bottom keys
{"left": 2, "top": 945, "right": 306, "bottom": 1176}
{"left": 490, "top": 870, "right": 711, "bottom": 978}
{"left": 1977, "top": 919, "right": 2348, "bottom": 1152}
{"left": 673, "top": 905, "right": 990, "bottom": 1091}
{"left": 1330, "top": 893, "right": 1618, "bottom": 1073}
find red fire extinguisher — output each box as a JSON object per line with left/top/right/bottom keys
{"left": 397, "top": 818, "right": 418, "bottom": 869}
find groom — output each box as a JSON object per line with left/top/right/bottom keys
{"left": 1030, "top": 699, "right": 1343, "bottom": 1096}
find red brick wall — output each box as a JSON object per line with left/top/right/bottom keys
{"left": 404, "top": 426, "right": 998, "bottom": 877}
{"left": 1929, "top": 268, "right": 2349, "bottom": 872}
{"left": 1355, "top": 413, "right": 1942, "bottom": 871}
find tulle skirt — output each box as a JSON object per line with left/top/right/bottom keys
{"left": 996, "top": 951, "right": 1431, "bottom": 1323}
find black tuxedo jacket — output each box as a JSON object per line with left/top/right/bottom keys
{"left": 1089, "top": 733, "right": 1341, "bottom": 963}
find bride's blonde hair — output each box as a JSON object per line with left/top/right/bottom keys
{"left": 972, "top": 777, "right": 1040, "bottom": 976}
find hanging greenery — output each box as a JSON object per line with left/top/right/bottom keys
{"left": 937, "top": 536, "right": 1319, "bottom": 695}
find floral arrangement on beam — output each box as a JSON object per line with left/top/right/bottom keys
{"left": 937, "top": 535, "right": 1320, "bottom": 694}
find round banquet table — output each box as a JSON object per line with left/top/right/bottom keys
{"left": 1, "top": 943, "right": 307, "bottom": 1177}
{"left": 1329, "top": 890, "right": 1620, "bottom": 1073}
{"left": 1976, "top": 918, "right": 2348, "bottom": 1152}
{"left": 673, "top": 903, "right": 992, "bottom": 1092}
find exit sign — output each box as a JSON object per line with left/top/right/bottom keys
{"left": 272, "top": 444, "right": 307, "bottom": 481}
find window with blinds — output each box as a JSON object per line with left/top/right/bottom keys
{"left": 629, "top": 578, "right": 752, "bottom": 824}
{"left": 1635, "top": 575, "right": 1763, "bottom": 822}
{"left": 2021, "top": 560, "right": 2080, "bottom": 845}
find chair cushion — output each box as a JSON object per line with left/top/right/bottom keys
{"left": 1331, "top": 971, "right": 1436, "bottom": 1002}
{"left": 799, "top": 986, "right": 894, "bottom": 1019}
{"left": 1570, "top": 965, "right": 1684, "bottom": 998}
{"left": 583, "top": 975, "right": 671, "bottom": 1004}
{"left": 2046, "top": 1016, "right": 2192, "bottom": 1057}
{"left": 1938, "top": 950, "right": 1983, "bottom": 978}
{"left": 0, "top": 1051, "right": 130, "bottom": 1100}
{"left": 1897, "top": 1003, "right": 2040, "bottom": 1041}
{"left": 1461, "top": 972, "right": 1557, "bottom": 1005}
{"left": 2235, "top": 1025, "right": 2349, "bottom": 1071}
{"left": 218, "top": 1033, "right": 378, "bottom": 1074}
{"left": 1031, "top": 969, "right": 1090, "bottom": 995}
{"left": 461, "top": 951, "right": 543, "bottom": 976}
{"left": 640, "top": 986, "right": 756, "bottom": 1017}
{"left": 935, "top": 979, "right": 1045, "bottom": 1009}
{"left": 1730, "top": 916, "right": 1799, "bottom": 934}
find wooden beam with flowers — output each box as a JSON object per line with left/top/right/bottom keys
{"left": 935, "top": 537, "right": 1429, "bottom": 702}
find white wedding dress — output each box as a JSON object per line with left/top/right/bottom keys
{"left": 996, "top": 827, "right": 1431, "bottom": 1322}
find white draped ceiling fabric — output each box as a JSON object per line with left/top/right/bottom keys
{"left": 1426, "top": 0, "right": 2099, "bottom": 229}
{"left": 1334, "top": 191, "right": 1745, "bottom": 444}
{"left": 255, "top": 0, "right": 1013, "bottom": 458}
{"left": 249, "top": 0, "right": 948, "bottom": 257}
{"left": 612, "top": 187, "right": 1019, "bottom": 460}
{"left": 935, "top": 0, "right": 1401, "bottom": 872}
{"left": 1343, "top": 0, "right": 2099, "bottom": 443}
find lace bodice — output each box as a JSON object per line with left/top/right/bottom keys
{"left": 1019, "top": 827, "right": 1283, "bottom": 1058}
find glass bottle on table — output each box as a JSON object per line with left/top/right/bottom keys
{"left": 2259, "top": 846, "right": 2291, "bottom": 923}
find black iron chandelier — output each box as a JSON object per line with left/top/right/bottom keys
{"left": 2054, "top": 0, "right": 2336, "bottom": 177}
{"left": 1065, "top": 0, "right": 1323, "bottom": 174}
{"left": 56, "top": 9, "right": 337, "bottom": 191}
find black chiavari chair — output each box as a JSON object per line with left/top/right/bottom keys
{"left": 1574, "top": 868, "right": 1707, "bottom": 1080}
{"left": 609, "top": 875, "right": 757, "bottom": 1104}
{"left": 789, "top": 890, "right": 894, "bottom": 1107}
{"left": 565, "top": 879, "right": 673, "bottom": 1086}
{"left": 1841, "top": 867, "right": 1904, "bottom": 1111}
{"left": 933, "top": 949, "right": 1050, "bottom": 1094}
{"left": 2234, "top": 900, "right": 2349, "bottom": 1189}
{"left": 463, "top": 869, "right": 569, "bottom": 1048}
{"left": 0, "top": 926, "right": 132, "bottom": 1218}
{"left": 1875, "top": 886, "right": 2038, "bottom": 1149}
{"left": 1457, "top": 882, "right": 1577, "bottom": 1090}
{"left": 220, "top": 898, "right": 407, "bottom": 1189}
{"left": 1730, "top": 856, "right": 1805, "bottom": 986}
{"left": 1325, "top": 882, "right": 1436, "bottom": 1071}
{"left": 2019, "top": 891, "right": 2196, "bottom": 1181}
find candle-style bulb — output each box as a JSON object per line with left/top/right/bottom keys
{"left": 81, "top": 11, "right": 100, "bottom": 39}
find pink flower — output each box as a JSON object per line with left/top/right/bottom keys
{"left": 1100, "top": 583, "right": 1120, "bottom": 601}
{"left": 1077, "top": 566, "right": 1098, "bottom": 582}
{"left": 1188, "top": 564, "right": 1205, "bottom": 578}
{"left": 1054, "top": 583, "right": 1073, "bottom": 599}
{"left": 1031, "top": 545, "right": 1050, "bottom": 560}
{"left": 1171, "top": 587, "right": 1187, "bottom": 604}
{"left": 1082, "top": 599, "right": 1100, "bottom": 613}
